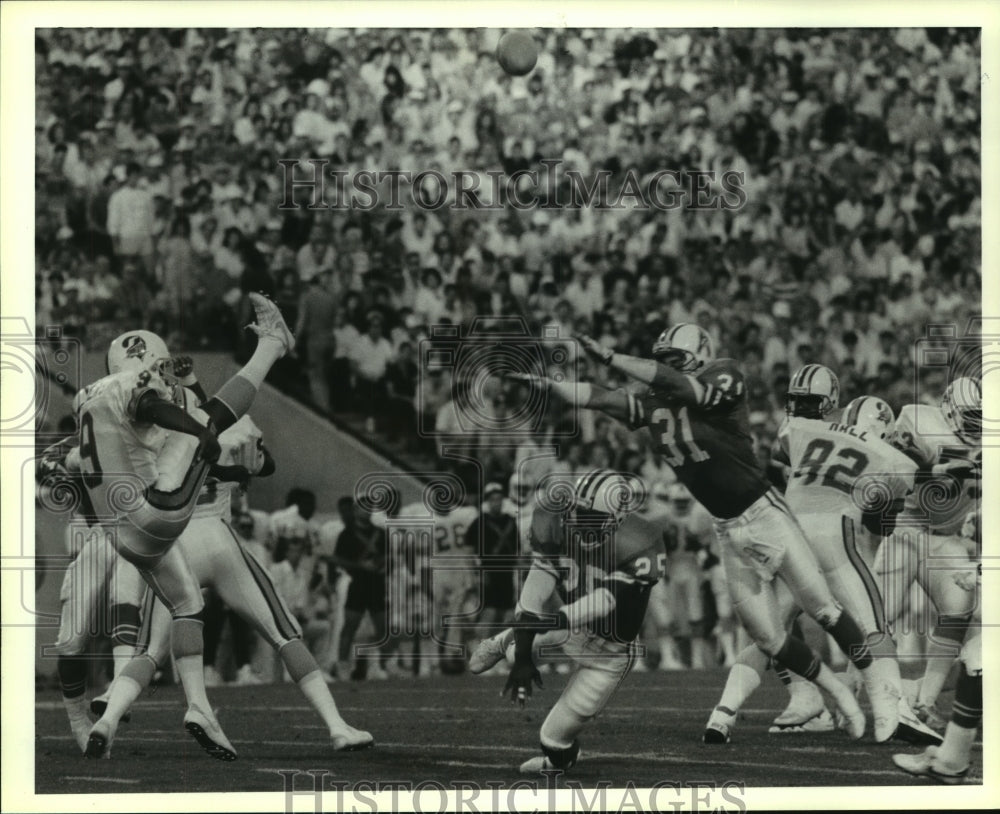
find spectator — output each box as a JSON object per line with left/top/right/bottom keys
{"left": 350, "top": 311, "right": 396, "bottom": 433}
{"left": 106, "top": 161, "right": 155, "bottom": 273}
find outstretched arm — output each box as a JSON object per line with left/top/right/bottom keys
{"left": 133, "top": 392, "right": 221, "bottom": 462}
{"left": 576, "top": 335, "right": 705, "bottom": 407}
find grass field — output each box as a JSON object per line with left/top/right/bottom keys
{"left": 33, "top": 669, "right": 981, "bottom": 795}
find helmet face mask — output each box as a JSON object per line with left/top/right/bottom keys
{"left": 941, "top": 377, "right": 982, "bottom": 443}
{"left": 651, "top": 324, "right": 714, "bottom": 373}
{"left": 787, "top": 364, "right": 840, "bottom": 417}
{"left": 567, "top": 469, "right": 634, "bottom": 547}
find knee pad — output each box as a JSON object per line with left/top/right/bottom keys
{"left": 539, "top": 737, "right": 580, "bottom": 770}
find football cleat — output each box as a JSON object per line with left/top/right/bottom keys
{"left": 469, "top": 631, "right": 511, "bottom": 675}
{"left": 892, "top": 746, "right": 970, "bottom": 784}
{"left": 331, "top": 726, "right": 375, "bottom": 752}
{"left": 913, "top": 700, "right": 949, "bottom": 733}
{"left": 247, "top": 292, "right": 296, "bottom": 356}
{"left": 90, "top": 691, "right": 131, "bottom": 723}
{"left": 702, "top": 707, "right": 735, "bottom": 744}
{"left": 769, "top": 708, "right": 835, "bottom": 734}
{"left": 893, "top": 706, "right": 944, "bottom": 747}
{"left": 827, "top": 679, "right": 866, "bottom": 740}
{"left": 184, "top": 705, "right": 238, "bottom": 761}
{"left": 84, "top": 719, "right": 116, "bottom": 760}
{"left": 520, "top": 755, "right": 559, "bottom": 774}
{"left": 771, "top": 682, "right": 826, "bottom": 729}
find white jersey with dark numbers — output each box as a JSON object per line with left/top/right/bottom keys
{"left": 191, "top": 416, "right": 265, "bottom": 520}
{"left": 393, "top": 502, "right": 480, "bottom": 594}
{"left": 783, "top": 416, "right": 918, "bottom": 522}
{"left": 72, "top": 366, "right": 175, "bottom": 489}
{"left": 892, "top": 404, "right": 981, "bottom": 535}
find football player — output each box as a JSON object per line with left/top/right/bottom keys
{"left": 394, "top": 492, "right": 480, "bottom": 673}
{"left": 709, "top": 389, "right": 941, "bottom": 744}
{"left": 876, "top": 377, "right": 981, "bottom": 723}
{"left": 893, "top": 510, "right": 981, "bottom": 783}
{"left": 37, "top": 442, "right": 145, "bottom": 753}
{"left": 65, "top": 292, "right": 294, "bottom": 760}
{"left": 469, "top": 470, "right": 666, "bottom": 773}
{"left": 519, "top": 324, "right": 875, "bottom": 743}
{"left": 661, "top": 483, "right": 714, "bottom": 669}
{"left": 83, "top": 409, "right": 373, "bottom": 757}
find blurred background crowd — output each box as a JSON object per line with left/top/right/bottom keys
{"left": 34, "top": 27, "right": 982, "bottom": 679}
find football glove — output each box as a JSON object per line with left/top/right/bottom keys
{"left": 502, "top": 659, "right": 543, "bottom": 708}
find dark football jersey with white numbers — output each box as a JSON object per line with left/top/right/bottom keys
{"left": 529, "top": 506, "right": 667, "bottom": 643}
{"left": 625, "top": 359, "right": 771, "bottom": 519}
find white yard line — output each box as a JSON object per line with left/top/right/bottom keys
{"left": 38, "top": 735, "right": 904, "bottom": 779}
{"left": 61, "top": 776, "right": 139, "bottom": 785}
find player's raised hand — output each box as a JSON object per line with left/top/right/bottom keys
{"left": 574, "top": 334, "right": 614, "bottom": 364}
{"left": 502, "top": 659, "right": 543, "bottom": 708}
{"left": 171, "top": 355, "right": 195, "bottom": 382}
{"left": 197, "top": 427, "right": 222, "bottom": 464}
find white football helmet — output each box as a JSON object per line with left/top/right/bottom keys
{"left": 652, "top": 323, "right": 714, "bottom": 373}
{"left": 568, "top": 469, "right": 636, "bottom": 542}
{"left": 787, "top": 364, "right": 840, "bottom": 418}
{"left": 941, "top": 377, "right": 982, "bottom": 443}
{"left": 106, "top": 330, "right": 171, "bottom": 375}
{"left": 842, "top": 396, "right": 895, "bottom": 440}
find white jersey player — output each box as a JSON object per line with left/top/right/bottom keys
{"left": 396, "top": 497, "right": 480, "bottom": 663}
{"left": 69, "top": 293, "right": 295, "bottom": 761}
{"left": 875, "top": 377, "right": 981, "bottom": 721}
{"left": 85, "top": 411, "right": 373, "bottom": 757}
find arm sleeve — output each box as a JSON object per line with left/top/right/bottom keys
{"left": 133, "top": 391, "right": 210, "bottom": 436}
{"left": 557, "top": 587, "right": 617, "bottom": 629}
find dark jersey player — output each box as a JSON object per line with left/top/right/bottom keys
{"left": 468, "top": 470, "right": 667, "bottom": 774}
{"left": 518, "top": 323, "right": 884, "bottom": 744}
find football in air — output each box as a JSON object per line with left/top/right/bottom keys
{"left": 496, "top": 30, "right": 538, "bottom": 76}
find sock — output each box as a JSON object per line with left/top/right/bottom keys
{"left": 918, "top": 616, "right": 969, "bottom": 708}
{"left": 111, "top": 644, "right": 135, "bottom": 680}
{"left": 823, "top": 611, "right": 873, "bottom": 669}
{"left": 937, "top": 670, "right": 981, "bottom": 769}
{"left": 774, "top": 664, "right": 792, "bottom": 686}
{"left": 298, "top": 671, "right": 348, "bottom": 734}
{"left": 57, "top": 655, "right": 87, "bottom": 700}
{"left": 99, "top": 676, "right": 143, "bottom": 730}
{"left": 171, "top": 617, "right": 211, "bottom": 713}
{"left": 774, "top": 636, "right": 821, "bottom": 681}
{"left": 716, "top": 655, "right": 765, "bottom": 716}
{"left": 63, "top": 694, "right": 89, "bottom": 725}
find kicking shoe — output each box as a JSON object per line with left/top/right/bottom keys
{"left": 69, "top": 713, "right": 91, "bottom": 754}
{"left": 247, "top": 292, "right": 295, "bottom": 356}
{"left": 184, "top": 705, "right": 238, "bottom": 761}
{"left": 469, "top": 632, "right": 510, "bottom": 674}
{"left": 827, "top": 680, "right": 866, "bottom": 740}
{"left": 770, "top": 685, "right": 826, "bottom": 730}
{"left": 84, "top": 719, "right": 116, "bottom": 760}
{"left": 913, "top": 700, "right": 949, "bottom": 733}
{"left": 90, "top": 691, "right": 132, "bottom": 723}
{"left": 331, "top": 727, "right": 375, "bottom": 752}
{"left": 235, "top": 665, "right": 263, "bottom": 686}
{"left": 702, "top": 708, "right": 736, "bottom": 744}
{"left": 893, "top": 698, "right": 944, "bottom": 746}
{"left": 769, "top": 708, "right": 835, "bottom": 734}
{"left": 519, "top": 752, "right": 580, "bottom": 774}
{"left": 892, "top": 746, "right": 970, "bottom": 785}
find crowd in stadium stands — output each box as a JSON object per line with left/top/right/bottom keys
{"left": 35, "top": 28, "right": 982, "bottom": 675}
